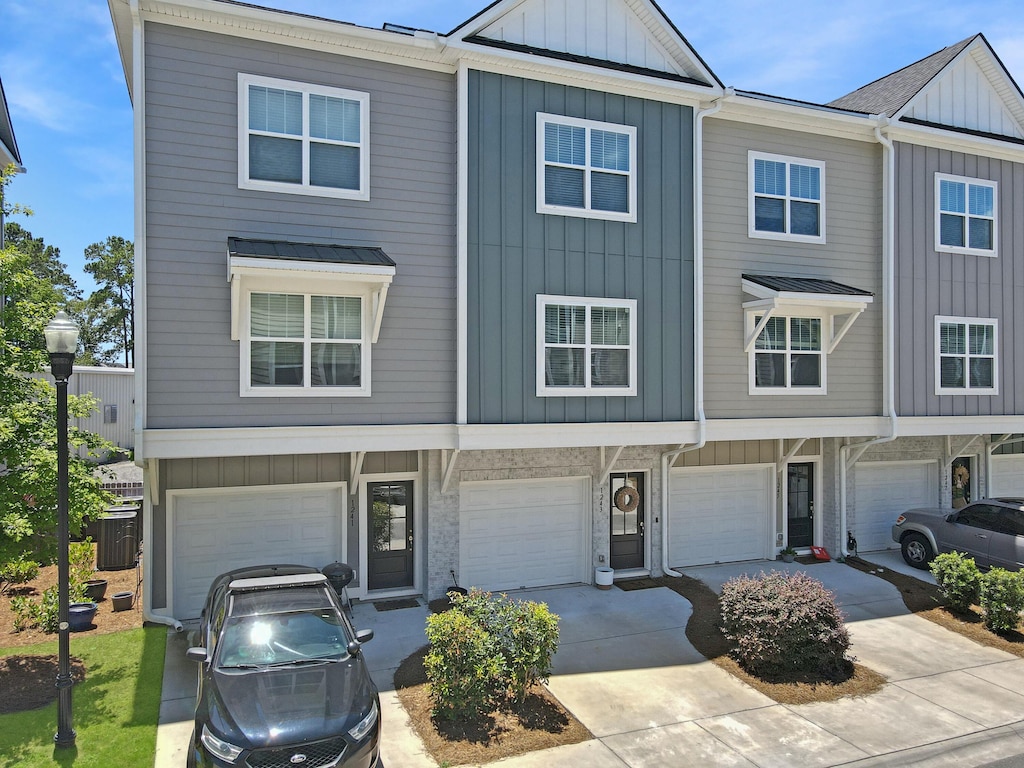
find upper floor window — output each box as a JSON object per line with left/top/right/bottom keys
{"left": 536, "top": 295, "right": 637, "bottom": 396}
{"left": 749, "top": 152, "right": 825, "bottom": 243}
{"left": 245, "top": 292, "right": 368, "bottom": 396}
{"left": 536, "top": 113, "right": 637, "bottom": 223}
{"left": 239, "top": 73, "right": 369, "bottom": 200}
{"left": 935, "top": 174, "right": 996, "bottom": 256}
{"left": 936, "top": 316, "right": 997, "bottom": 395}
{"left": 749, "top": 314, "right": 825, "bottom": 394}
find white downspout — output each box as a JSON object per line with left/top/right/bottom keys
{"left": 839, "top": 116, "right": 899, "bottom": 557}
{"left": 661, "top": 89, "right": 733, "bottom": 577}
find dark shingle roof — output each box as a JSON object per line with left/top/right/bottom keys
{"left": 743, "top": 274, "right": 873, "bottom": 297}
{"left": 227, "top": 238, "right": 396, "bottom": 267}
{"left": 827, "top": 35, "right": 978, "bottom": 116}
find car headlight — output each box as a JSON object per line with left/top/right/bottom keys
{"left": 895, "top": 515, "right": 906, "bottom": 525}
{"left": 348, "top": 700, "right": 379, "bottom": 741}
{"left": 201, "top": 724, "right": 244, "bottom": 763}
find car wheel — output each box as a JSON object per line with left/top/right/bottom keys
{"left": 901, "top": 533, "right": 933, "bottom": 569}
{"left": 186, "top": 729, "right": 197, "bottom": 768}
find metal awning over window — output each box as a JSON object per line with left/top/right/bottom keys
{"left": 741, "top": 274, "right": 873, "bottom": 354}
{"left": 227, "top": 238, "right": 396, "bottom": 343}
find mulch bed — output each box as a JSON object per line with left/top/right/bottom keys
{"left": 393, "top": 645, "right": 591, "bottom": 766}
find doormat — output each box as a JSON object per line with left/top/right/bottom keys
{"left": 616, "top": 577, "right": 662, "bottom": 591}
{"left": 374, "top": 598, "right": 421, "bottom": 611}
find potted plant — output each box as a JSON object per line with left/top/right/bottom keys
{"left": 779, "top": 546, "right": 797, "bottom": 563}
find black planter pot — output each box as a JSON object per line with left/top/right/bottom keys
{"left": 111, "top": 591, "right": 134, "bottom": 612}
{"left": 84, "top": 578, "right": 108, "bottom": 601}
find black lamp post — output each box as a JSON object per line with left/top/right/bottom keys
{"left": 44, "top": 310, "right": 79, "bottom": 749}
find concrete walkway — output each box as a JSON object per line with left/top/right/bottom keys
{"left": 154, "top": 556, "right": 1024, "bottom": 767}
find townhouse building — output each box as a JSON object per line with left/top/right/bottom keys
{"left": 108, "top": 0, "right": 1024, "bottom": 627}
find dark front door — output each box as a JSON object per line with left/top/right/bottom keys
{"left": 610, "top": 472, "right": 645, "bottom": 570}
{"left": 367, "top": 481, "right": 414, "bottom": 590}
{"left": 787, "top": 463, "right": 814, "bottom": 549}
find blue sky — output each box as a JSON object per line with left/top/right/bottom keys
{"left": 2, "top": 0, "right": 1023, "bottom": 293}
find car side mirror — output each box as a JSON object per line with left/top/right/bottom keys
{"left": 945, "top": 513, "right": 957, "bottom": 523}
{"left": 186, "top": 646, "right": 209, "bottom": 663}
{"left": 347, "top": 628, "right": 374, "bottom": 656}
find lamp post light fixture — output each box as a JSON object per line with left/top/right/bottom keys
{"left": 44, "top": 310, "right": 79, "bottom": 749}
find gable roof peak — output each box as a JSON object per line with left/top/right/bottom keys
{"left": 448, "top": 0, "right": 720, "bottom": 89}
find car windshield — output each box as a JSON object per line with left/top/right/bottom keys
{"left": 216, "top": 587, "right": 350, "bottom": 668}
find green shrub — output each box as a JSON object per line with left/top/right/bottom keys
{"left": 0, "top": 555, "right": 40, "bottom": 595}
{"left": 424, "top": 607, "right": 505, "bottom": 720}
{"left": 8, "top": 547, "right": 90, "bottom": 633}
{"left": 930, "top": 552, "right": 981, "bottom": 612}
{"left": 979, "top": 568, "right": 1024, "bottom": 634}
{"left": 719, "top": 570, "right": 851, "bottom": 680}
{"left": 454, "top": 588, "right": 560, "bottom": 702}
{"left": 423, "top": 589, "right": 560, "bottom": 719}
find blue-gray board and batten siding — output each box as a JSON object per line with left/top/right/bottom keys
{"left": 466, "top": 70, "right": 696, "bottom": 424}
{"left": 142, "top": 22, "right": 457, "bottom": 429}
{"left": 893, "top": 142, "right": 1024, "bottom": 417}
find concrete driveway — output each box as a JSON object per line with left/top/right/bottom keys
{"left": 155, "top": 556, "right": 1024, "bottom": 767}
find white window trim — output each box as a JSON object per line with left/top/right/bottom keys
{"left": 934, "top": 173, "right": 997, "bottom": 257}
{"left": 535, "top": 113, "right": 638, "bottom": 223}
{"left": 934, "top": 315, "right": 998, "bottom": 396}
{"left": 536, "top": 294, "right": 638, "bottom": 397}
{"left": 230, "top": 263, "right": 394, "bottom": 398}
{"left": 238, "top": 73, "right": 370, "bottom": 200}
{"left": 746, "top": 310, "right": 828, "bottom": 395}
{"left": 748, "top": 151, "right": 826, "bottom": 244}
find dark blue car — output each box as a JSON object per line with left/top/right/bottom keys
{"left": 186, "top": 565, "right": 380, "bottom": 768}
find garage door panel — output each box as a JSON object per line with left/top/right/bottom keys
{"left": 992, "top": 456, "right": 1024, "bottom": 497}
{"left": 669, "top": 467, "right": 771, "bottom": 566}
{"left": 854, "top": 463, "right": 937, "bottom": 552}
{"left": 460, "top": 478, "right": 587, "bottom": 593}
{"left": 172, "top": 486, "right": 342, "bottom": 620}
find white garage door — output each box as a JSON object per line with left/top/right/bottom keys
{"left": 171, "top": 485, "right": 344, "bottom": 620}
{"left": 459, "top": 477, "right": 588, "bottom": 592}
{"left": 991, "top": 456, "right": 1024, "bottom": 497}
{"left": 668, "top": 466, "right": 772, "bottom": 567}
{"left": 854, "top": 462, "right": 938, "bottom": 552}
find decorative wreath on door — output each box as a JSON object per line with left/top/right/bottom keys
{"left": 614, "top": 485, "right": 640, "bottom": 513}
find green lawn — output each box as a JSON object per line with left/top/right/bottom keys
{"left": 0, "top": 627, "right": 166, "bottom": 768}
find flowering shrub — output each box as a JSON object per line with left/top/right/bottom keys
{"left": 719, "top": 570, "right": 851, "bottom": 680}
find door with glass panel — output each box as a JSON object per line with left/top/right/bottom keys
{"left": 367, "top": 481, "right": 414, "bottom": 590}
{"left": 787, "top": 462, "right": 814, "bottom": 549}
{"left": 610, "top": 473, "right": 645, "bottom": 570}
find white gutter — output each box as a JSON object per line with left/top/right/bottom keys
{"left": 660, "top": 89, "right": 734, "bottom": 578}
{"left": 839, "top": 116, "right": 899, "bottom": 557}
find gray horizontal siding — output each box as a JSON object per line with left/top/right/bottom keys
{"left": 466, "top": 70, "right": 695, "bottom": 424}
{"left": 894, "top": 142, "right": 1024, "bottom": 416}
{"left": 702, "top": 120, "right": 883, "bottom": 418}
{"left": 143, "top": 23, "right": 456, "bottom": 429}
{"left": 149, "top": 450, "right": 417, "bottom": 609}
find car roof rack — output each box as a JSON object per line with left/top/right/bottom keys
{"left": 228, "top": 573, "right": 329, "bottom": 591}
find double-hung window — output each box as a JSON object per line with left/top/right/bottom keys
{"left": 239, "top": 73, "right": 369, "bottom": 199}
{"left": 247, "top": 292, "right": 367, "bottom": 394}
{"left": 536, "top": 113, "right": 637, "bottom": 222}
{"left": 537, "top": 295, "right": 637, "bottom": 396}
{"left": 749, "top": 315, "right": 825, "bottom": 394}
{"left": 749, "top": 152, "right": 825, "bottom": 243}
{"left": 935, "top": 174, "right": 996, "bottom": 256}
{"left": 935, "top": 316, "right": 997, "bottom": 394}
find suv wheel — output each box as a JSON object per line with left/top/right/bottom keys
{"left": 901, "top": 532, "right": 933, "bottom": 570}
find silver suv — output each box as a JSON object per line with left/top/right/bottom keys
{"left": 891, "top": 498, "right": 1024, "bottom": 570}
